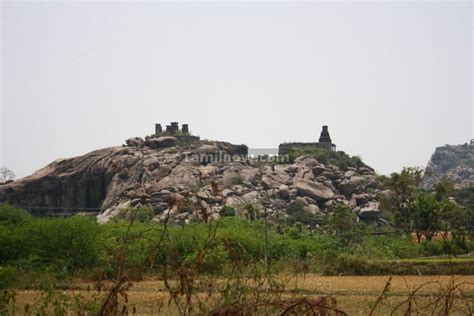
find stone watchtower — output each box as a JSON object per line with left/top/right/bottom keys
{"left": 155, "top": 124, "right": 162, "bottom": 135}
{"left": 317, "top": 125, "right": 336, "bottom": 151}
{"left": 319, "top": 125, "right": 332, "bottom": 143}
{"left": 170, "top": 122, "right": 179, "bottom": 134}
{"left": 181, "top": 124, "right": 189, "bottom": 135}
{"left": 164, "top": 122, "right": 180, "bottom": 134}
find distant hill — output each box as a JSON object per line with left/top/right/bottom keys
{"left": 423, "top": 141, "right": 474, "bottom": 189}
{"left": 0, "top": 135, "right": 383, "bottom": 224}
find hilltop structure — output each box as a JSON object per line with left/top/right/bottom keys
{"left": 155, "top": 122, "right": 191, "bottom": 136}
{"left": 152, "top": 122, "right": 201, "bottom": 144}
{"left": 278, "top": 125, "right": 337, "bottom": 155}
{"left": 0, "top": 121, "right": 383, "bottom": 223}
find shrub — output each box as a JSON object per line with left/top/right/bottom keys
{"left": 1, "top": 208, "right": 471, "bottom": 280}
{"left": 135, "top": 206, "right": 154, "bottom": 222}
{"left": 286, "top": 146, "right": 365, "bottom": 169}
{"left": 0, "top": 266, "right": 16, "bottom": 289}
{"left": 17, "top": 216, "right": 101, "bottom": 271}
{"left": 245, "top": 204, "right": 260, "bottom": 221}
{"left": 420, "top": 240, "right": 444, "bottom": 256}
{"left": 0, "top": 203, "right": 31, "bottom": 225}
{"left": 219, "top": 205, "right": 236, "bottom": 217}
{"left": 186, "top": 243, "right": 229, "bottom": 273}
{"left": 324, "top": 255, "right": 374, "bottom": 275}
{"left": 218, "top": 218, "right": 264, "bottom": 260}
{"left": 356, "top": 235, "right": 420, "bottom": 259}
{"left": 0, "top": 224, "right": 25, "bottom": 263}
{"left": 101, "top": 220, "right": 162, "bottom": 272}
{"left": 285, "top": 201, "right": 322, "bottom": 227}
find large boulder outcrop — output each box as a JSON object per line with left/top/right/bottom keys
{"left": 294, "top": 179, "right": 334, "bottom": 201}
{"left": 262, "top": 169, "right": 291, "bottom": 189}
{"left": 125, "top": 137, "right": 144, "bottom": 147}
{"left": 0, "top": 147, "right": 121, "bottom": 215}
{"left": 357, "top": 201, "right": 380, "bottom": 221}
{"left": 423, "top": 143, "right": 474, "bottom": 189}
{"left": 146, "top": 136, "right": 177, "bottom": 149}
{"left": 338, "top": 175, "right": 378, "bottom": 198}
{"left": 0, "top": 138, "right": 383, "bottom": 223}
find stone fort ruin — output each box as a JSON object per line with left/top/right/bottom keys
{"left": 278, "top": 125, "right": 337, "bottom": 155}
{"left": 153, "top": 122, "right": 201, "bottom": 143}
{"left": 155, "top": 122, "right": 191, "bottom": 136}
{"left": 152, "top": 123, "right": 335, "bottom": 156}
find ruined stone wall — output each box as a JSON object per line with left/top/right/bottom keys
{"left": 278, "top": 142, "right": 334, "bottom": 155}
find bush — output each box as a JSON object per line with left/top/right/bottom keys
{"left": 219, "top": 205, "right": 236, "bottom": 217}
{"left": 324, "top": 255, "right": 374, "bottom": 275}
{"left": 355, "top": 235, "right": 420, "bottom": 259}
{"left": 186, "top": 243, "right": 229, "bottom": 273}
{"left": 245, "top": 204, "right": 260, "bottom": 221}
{"left": 0, "top": 203, "right": 31, "bottom": 225}
{"left": 0, "top": 215, "right": 101, "bottom": 272}
{"left": 22, "top": 216, "right": 101, "bottom": 271}
{"left": 285, "top": 201, "right": 322, "bottom": 227}
{"left": 0, "top": 224, "right": 25, "bottom": 263}
{"left": 0, "top": 266, "right": 16, "bottom": 289}
{"left": 0, "top": 206, "right": 470, "bottom": 281}
{"left": 218, "top": 218, "right": 264, "bottom": 260}
{"left": 136, "top": 206, "right": 155, "bottom": 222}
{"left": 100, "top": 220, "right": 162, "bottom": 272}
{"left": 420, "top": 240, "right": 445, "bottom": 257}
{"left": 286, "top": 146, "right": 366, "bottom": 169}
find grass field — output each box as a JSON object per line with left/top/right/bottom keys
{"left": 9, "top": 275, "right": 474, "bottom": 315}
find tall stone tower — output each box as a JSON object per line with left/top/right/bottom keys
{"left": 155, "top": 124, "right": 162, "bottom": 135}
{"left": 318, "top": 125, "right": 332, "bottom": 143}
{"left": 170, "top": 122, "right": 179, "bottom": 134}
{"left": 181, "top": 124, "right": 189, "bottom": 135}
{"left": 317, "top": 125, "right": 336, "bottom": 151}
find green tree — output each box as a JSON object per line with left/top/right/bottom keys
{"left": 382, "top": 167, "right": 424, "bottom": 234}
{"left": 453, "top": 187, "right": 474, "bottom": 235}
{"left": 439, "top": 199, "right": 469, "bottom": 253}
{"left": 327, "top": 204, "right": 361, "bottom": 245}
{"left": 411, "top": 192, "right": 440, "bottom": 242}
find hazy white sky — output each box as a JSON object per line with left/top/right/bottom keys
{"left": 1, "top": 1, "right": 472, "bottom": 178}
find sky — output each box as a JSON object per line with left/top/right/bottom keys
{"left": 1, "top": 1, "right": 472, "bottom": 178}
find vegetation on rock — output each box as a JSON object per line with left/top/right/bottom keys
{"left": 424, "top": 143, "right": 474, "bottom": 188}
{"left": 286, "top": 146, "right": 366, "bottom": 170}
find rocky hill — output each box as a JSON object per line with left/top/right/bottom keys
{"left": 0, "top": 136, "right": 384, "bottom": 224}
{"left": 423, "top": 142, "right": 474, "bottom": 189}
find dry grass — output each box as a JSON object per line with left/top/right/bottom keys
{"left": 9, "top": 274, "right": 474, "bottom": 315}
{"left": 284, "top": 274, "right": 474, "bottom": 294}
